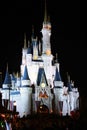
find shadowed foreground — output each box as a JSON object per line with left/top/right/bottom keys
{"left": 9, "top": 113, "right": 87, "bottom": 130}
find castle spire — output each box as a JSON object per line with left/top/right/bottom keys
{"left": 31, "top": 25, "right": 35, "bottom": 40}
{"left": 44, "top": 0, "right": 47, "bottom": 23}
{"left": 6, "top": 63, "right": 8, "bottom": 72}
{"left": 42, "top": 0, "right": 51, "bottom": 55}
{"left": 55, "top": 53, "right": 58, "bottom": 63}
{"left": 67, "top": 72, "right": 70, "bottom": 83}
{"left": 39, "top": 40, "right": 42, "bottom": 55}
{"left": 24, "top": 33, "right": 27, "bottom": 49}
{"left": 54, "top": 67, "right": 61, "bottom": 82}
{"left": 3, "top": 64, "right": 11, "bottom": 85}
{"left": 67, "top": 72, "right": 72, "bottom": 91}
{"left": 28, "top": 40, "right": 30, "bottom": 47}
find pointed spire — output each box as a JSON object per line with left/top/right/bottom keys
{"left": 39, "top": 41, "right": 42, "bottom": 55}
{"left": 66, "top": 72, "right": 72, "bottom": 91}
{"left": 17, "top": 72, "right": 20, "bottom": 78}
{"left": 44, "top": 0, "right": 47, "bottom": 23}
{"left": 3, "top": 66, "right": 11, "bottom": 85}
{"left": 24, "top": 33, "right": 27, "bottom": 49}
{"left": 22, "top": 66, "right": 29, "bottom": 80}
{"left": 54, "top": 67, "right": 61, "bottom": 81}
{"left": 11, "top": 73, "right": 16, "bottom": 81}
{"left": 71, "top": 80, "right": 74, "bottom": 88}
{"left": 67, "top": 72, "right": 70, "bottom": 83}
{"left": 27, "top": 40, "right": 32, "bottom": 54}
{"left": 37, "top": 67, "right": 48, "bottom": 86}
{"left": 55, "top": 53, "right": 58, "bottom": 63}
{"left": 6, "top": 62, "right": 8, "bottom": 72}
{"left": 31, "top": 25, "right": 34, "bottom": 40}
{"left": 21, "top": 65, "right": 31, "bottom": 87}
{"left": 28, "top": 40, "right": 30, "bottom": 47}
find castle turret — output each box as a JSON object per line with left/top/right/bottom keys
{"left": 53, "top": 66, "right": 64, "bottom": 114}
{"left": 71, "top": 81, "right": 79, "bottom": 111}
{"left": 3, "top": 69, "right": 11, "bottom": 89}
{"left": 20, "top": 65, "right": 32, "bottom": 117}
{"left": 2, "top": 64, "right": 12, "bottom": 109}
{"left": 67, "top": 73, "right": 74, "bottom": 114}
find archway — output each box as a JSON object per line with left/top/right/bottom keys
{"left": 37, "top": 104, "right": 49, "bottom": 114}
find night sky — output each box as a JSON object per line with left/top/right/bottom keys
{"left": 0, "top": 0, "right": 87, "bottom": 97}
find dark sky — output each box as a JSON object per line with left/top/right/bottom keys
{"left": 0, "top": 0, "right": 87, "bottom": 96}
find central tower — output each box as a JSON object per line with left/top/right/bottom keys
{"left": 41, "top": 0, "right": 51, "bottom": 55}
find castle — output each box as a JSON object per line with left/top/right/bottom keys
{"left": 0, "top": 2, "right": 79, "bottom": 117}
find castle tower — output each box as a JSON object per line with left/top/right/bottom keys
{"left": 41, "top": 0, "right": 51, "bottom": 55}
{"left": 20, "top": 65, "right": 32, "bottom": 117}
{"left": 66, "top": 73, "right": 74, "bottom": 115}
{"left": 53, "top": 66, "right": 64, "bottom": 114}
{"left": 2, "top": 64, "right": 11, "bottom": 110}
{"left": 40, "top": 0, "right": 54, "bottom": 87}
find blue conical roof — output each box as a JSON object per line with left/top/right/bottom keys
{"left": 54, "top": 67, "right": 61, "bottom": 81}
{"left": 3, "top": 70, "right": 11, "bottom": 85}
{"left": 37, "top": 67, "right": 48, "bottom": 86}
{"left": 22, "top": 66, "right": 30, "bottom": 80}
{"left": 11, "top": 73, "right": 16, "bottom": 81}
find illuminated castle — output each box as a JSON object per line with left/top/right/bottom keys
{"left": 0, "top": 2, "right": 79, "bottom": 117}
